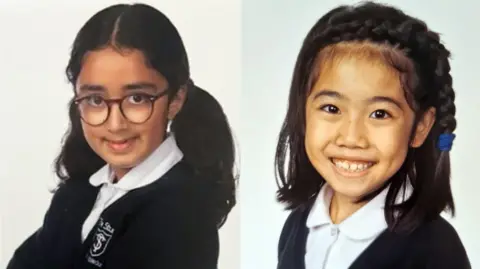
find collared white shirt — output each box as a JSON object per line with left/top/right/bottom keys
{"left": 81, "top": 134, "right": 183, "bottom": 241}
{"left": 305, "top": 184, "right": 389, "bottom": 269}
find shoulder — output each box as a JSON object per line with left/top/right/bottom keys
{"left": 50, "top": 177, "right": 98, "bottom": 208}
{"left": 113, "top": 161, "right": 223, "bottom": 242}
{"left": 54, "top": 176, "right": 96, "bottom": 196}
{"left": 280, "top": 198, "right": 315, "bottom": 234}
{"left": 419, "top": 217, "right": 465, "bottom": 249}
{"left": 132, "top": 161, "right": 219, "bottom": 229}
{"left": 423, "top": 216, "right": 461, "bottom": 239}
{"left": 278, "top": 199, "right": 313, "bottom": 257}
{"left": 148, "top": 161, "right": 215, "bottom": 206}
{"left": 41, "top": 178, "right": 99, "bottom": 231}
{"left": 105, "top": 164, "right": 220, "bottom": 268}
{"left": 413, "top": 216, "right": 471, "bottom": 268}
{"left": 279, "top": 204, "right": 308, "bottom": 236}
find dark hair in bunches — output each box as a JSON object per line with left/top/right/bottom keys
{"left": 275, "top": 1, "right": 456, "bottom": 233}
{"left": 54, "top": 3, "right": 237, "bottom": 228}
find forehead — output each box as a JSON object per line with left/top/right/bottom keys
{"left": 76, "top": 47, "right": 167, "bottom": 93}
{"left": 316, "top": 58, "right": 400, "bottom": 93}
{"left": 311, "top": 43, "right": 404, "bottom": 99}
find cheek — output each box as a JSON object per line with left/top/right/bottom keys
{"left": 304, "top": 111, "right": 334, "bottom": 158}
{"left": 81, "top": 122, "right": 101, "bottom": 150}
{"left": 373, "top": 123, "right": 412, "bottom": 169}
{"left": 137, "top": 105, "right": 169, "bottom": 143}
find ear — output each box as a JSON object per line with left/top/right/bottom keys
{"left": 411, "top": 107, "right": 436, "bottom": 148}
{"left": 167, "top": 86, "right": 187, "bottom": 120}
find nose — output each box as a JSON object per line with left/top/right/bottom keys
{"left": 105, "top": 103, "right": 128, "bottom": 132}
{"left": 335, "top": 115, "right": 369, "bottom": 149}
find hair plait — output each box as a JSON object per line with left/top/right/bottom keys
{"left": 301, "top": 3, "right": 457, "bottom": 135}
{"left": 276, "top": 2, "right": 458, "bottom": 232}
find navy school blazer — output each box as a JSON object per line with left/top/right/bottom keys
{"left": 277, "top": 200, "right": 471, "bottom": 269}
{"left": 7, "top": 161, "right": 220, "bottom": 269}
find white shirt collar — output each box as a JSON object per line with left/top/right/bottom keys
{"left": 89, "top": 134, "right": 183, "bottom": 191}
{"left": 306, "top": 183, "right": 389, "bottom": 241}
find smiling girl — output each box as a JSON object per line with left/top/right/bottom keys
{"left": 275, "top": 2, "right": 470, "bottom": 269}
{"left": 7, "top": 3, "right": 236, "bottom": 269}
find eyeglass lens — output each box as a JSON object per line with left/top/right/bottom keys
{"left": 77, "top": 95, "right": 154, "bottom": 125}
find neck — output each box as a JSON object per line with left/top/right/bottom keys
{"left": 109, "top": 134, "right": 169, "bottom": 183}
{"left": 112, "top": 167, "right": 130, "bottom": 183}
{"left": 329, "top": 192, "right": 368, "bottom": 224}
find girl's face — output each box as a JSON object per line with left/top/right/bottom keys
{"left": 75, "top": 47, "right": 185, "bottom": 178}
{"left": 305, "top": 55, "right": 435, "bottom": 203}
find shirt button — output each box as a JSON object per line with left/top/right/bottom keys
{"left": 331, "top": 226, "right": 339, "bottom": 236}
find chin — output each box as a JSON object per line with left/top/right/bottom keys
{"left": 107, "top": 161, "right": 137, "bottom": 170}
{"left": 326, "top": 179, "right": 369, "bottom": 199}
{"left": 102, "top": 154, "right": 142, "bottom": 169}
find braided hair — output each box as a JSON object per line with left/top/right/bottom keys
{"left": 275, "top": 2, "right": 456, "bottom": 233}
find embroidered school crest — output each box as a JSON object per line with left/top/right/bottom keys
{"left": 89, "top": 218, "right": 115, "bottom": 258}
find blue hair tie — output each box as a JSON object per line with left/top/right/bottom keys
{"left": 437, "top": 133, "right": 456, "bottom": 151}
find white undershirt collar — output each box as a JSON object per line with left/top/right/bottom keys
{"left": 306, "top": 184, "right": 389, "bottom": 241}
{"left": 88, "top": 134, "right": 183, "bottom": 191}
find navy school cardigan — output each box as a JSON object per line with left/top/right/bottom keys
{"left": 7, "top": 161, "right": 220, "bottom": 269}
{"left": 277, "top": 200, "right": 471, "bottom": 269}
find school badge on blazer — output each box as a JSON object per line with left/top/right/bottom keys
{"left": 86, "top": 217, "right": 116, "bottom": 267}
{"left": 90, "top": 218, "right": 115, "bottom": 257}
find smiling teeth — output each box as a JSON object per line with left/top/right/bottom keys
{"left": 332, "top": 159, "right": 373, "bottom": 172}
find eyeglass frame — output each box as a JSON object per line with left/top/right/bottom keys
{"left": 73, "top": 89, "right": 170, "bottom": 126}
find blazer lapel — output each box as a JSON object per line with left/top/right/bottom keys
{"left": 349, "top": 229, "right": 411, "bottom": 269}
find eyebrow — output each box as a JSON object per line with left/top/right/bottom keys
{"left": 77, "top": 82, "right": 159, "bottom": 93}
{"left": 312, "top": 89, "right": 403, "bottom": 109}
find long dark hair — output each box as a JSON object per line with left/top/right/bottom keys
{"left": 54, "top": 3, "right": 237, "bottom": 228}
{"left": 275, "top": 1, "right": 456, "bottom": 233}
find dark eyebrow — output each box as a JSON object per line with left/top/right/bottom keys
{"left": 122, "top": 82, "right": 158, "bottom": 91}
{"left": 312, "top": 89, "right": 403, "bottom": 109}
{"left": 77, "top": 82, "right": 159, "bottom": 93}
{"left": 78, "top": 84, "right": 105, "bottom": 92}
{"left": 312, "top": 89, "right": 345, "bottom": 100}
{"left": 367, "top": 96, "right": 403, "bottom": 110}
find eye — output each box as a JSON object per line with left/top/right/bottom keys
{"left": 85, "top": 95, "right": 105, "bottom": 107}
{"left": 127, "top": 94, "right": 150, "bottom": 104}
{"left": 320, "top": 104, "right": 340, "bottom": 114}
{"left": 370, "top": 109, "right": 391, "bottom": 119}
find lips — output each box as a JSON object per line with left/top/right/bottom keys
{"left": 330, "top": 157, "right": 376, "bottom": 175}
{"left": 105, "top": 137, "right": 136, "bottom": 152}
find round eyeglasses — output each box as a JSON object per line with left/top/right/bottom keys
{"left": 74, "top": 90, "right": 169, "bottom": 126}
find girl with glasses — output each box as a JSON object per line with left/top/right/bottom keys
{"left": 7, "top": 3, "right": 237, "bottom": 269}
